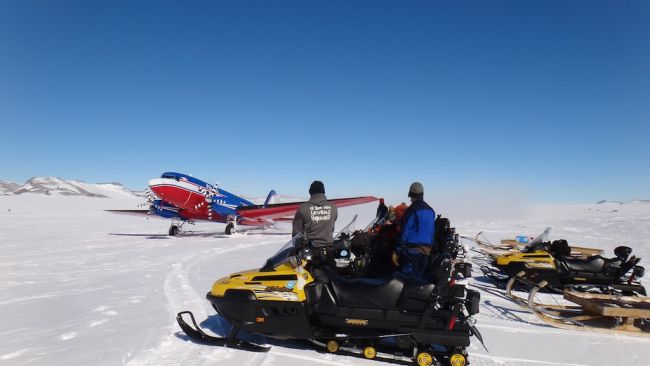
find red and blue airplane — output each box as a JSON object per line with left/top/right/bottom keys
{"left": 109, "top": 172, "right": 377, "bottom": 236}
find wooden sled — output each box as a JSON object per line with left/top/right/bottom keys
{"left": 529, "top": 288, "right": 650, "bottom": 337}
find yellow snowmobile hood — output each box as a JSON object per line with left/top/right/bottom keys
{"left": 210, "top": 262, "right": 314, "bottom": 302}
{"left": 495, "top": 250, "right": 556, "bottom": 269}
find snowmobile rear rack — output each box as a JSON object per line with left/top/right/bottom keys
{"left": 466, "top": 231, "right": 603, "bottom": 260}
{"left": 176, "top": 311, "right": 270, "bottom": 352}
{"left": 495, "top": 239, "right": 602, "bottom": 256}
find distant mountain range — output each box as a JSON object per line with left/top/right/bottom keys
{"left": 0, "top": 177, "right": 143, "bottom": 198}
{"left": 0, "top": 177, "right": 304, "bottom": 202}
{"left": 596, "top": 200, "right": 650, "bottom": 205}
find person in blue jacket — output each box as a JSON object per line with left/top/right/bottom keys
{"left": 397, "top": 182, "right": 436, "bottom": 278}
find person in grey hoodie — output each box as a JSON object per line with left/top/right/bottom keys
{"left": 292, "top": 180, "right": 338, "bottom": 247}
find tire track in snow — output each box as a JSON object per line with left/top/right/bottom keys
{"left": 126, "top": 235, "right": 389, "bottom": 366}
{"left": 126, "top": 238, "right": 280, "bottom": 366}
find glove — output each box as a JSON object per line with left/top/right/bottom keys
{"left": 391, "top": 251, "right": 399, "bottom": 267}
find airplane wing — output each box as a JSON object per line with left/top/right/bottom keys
{"left": 105, "top": 209, "right": 151, "bottom": 217}
{"left": 236, "top": 196, "right": 378, "bottom": 221}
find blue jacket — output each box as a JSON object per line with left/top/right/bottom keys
{"left": 400, "top": 199, "right": 436, "bottom": 247}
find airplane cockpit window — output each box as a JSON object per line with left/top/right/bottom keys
{"left": 161, "top": 174, "right": 181, "bottom": 181}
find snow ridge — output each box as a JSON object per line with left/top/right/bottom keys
{"left": 2, "top": 177, "right": 141, "bottom": 199}
{"left": 0, "top": 180, "right": 21, "bottom": 196}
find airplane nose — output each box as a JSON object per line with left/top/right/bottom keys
{"left": 148, "top": 178, "right": 168, "bottom": 198}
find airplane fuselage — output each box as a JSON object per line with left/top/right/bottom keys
{"left": 106, "top": 171, "right": 377, "bottom": 235}
{"left": 148, "top": 172, "right": 254, "bottom": 223}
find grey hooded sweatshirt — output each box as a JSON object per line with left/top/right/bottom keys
{"left": 292, "top": 193, "right": 338, "bottom": 247}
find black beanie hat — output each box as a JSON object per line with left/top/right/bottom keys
{"left": 408, "top": 182, "right": 424, "bottom": 199}
{"left": 309, "top": 180, "right": 325, "bottom": 195}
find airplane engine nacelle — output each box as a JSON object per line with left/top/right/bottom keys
{"left": 151, "top": 200, "right": 183, "bottom": 219}
{"left": 209, "top": 202, "right": 236, "bottom": 217}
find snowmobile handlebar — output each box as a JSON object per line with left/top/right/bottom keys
{"left": 454, "top": 262, "right": 473, "bottom": 279}
{"left": 633, "top": 265, "right": 645, "bottom": 279}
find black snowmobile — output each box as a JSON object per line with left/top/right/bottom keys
{"left": 502, "top": 239, "right": 646, "bottom": 295}
{"left": 177, "top": 217, "right": 483, "bottom": 366}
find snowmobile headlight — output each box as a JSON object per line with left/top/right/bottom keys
{"left": 454, "top": 262, "right": 472, "bottom": 278}
{"left": 299, "top": 247, "right": 313, "bottom": 261}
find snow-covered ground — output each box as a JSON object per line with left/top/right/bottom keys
{"left": 1, "top": 195, "right": 649, "bottom": 365}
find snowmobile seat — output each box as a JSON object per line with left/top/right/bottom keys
{"left": 561, "top": 256, "right": 607, "bottom": 274}
{"left": 398, "top": 279, "right": 435, "bottom": 312}
{"left": 331, "top": 276, "right": 405, "bottom": 310}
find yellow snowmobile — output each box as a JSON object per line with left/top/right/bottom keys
{"left": 177, "top": 217, "right": 484, "bottom": 366}
{"left": 471, "top": 229, "right": 647, "bottom": 337}
{"left": 475, "top": 228, "right": 645, "bottom": 297}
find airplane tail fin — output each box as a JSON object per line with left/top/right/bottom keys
{"left": 263, "top": 190, "right": 278, "bottom": 207}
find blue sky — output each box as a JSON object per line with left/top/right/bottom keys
{"left": 1, "top": 0, "right": 648, "bottom": 203}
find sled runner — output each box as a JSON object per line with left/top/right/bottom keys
{"left": 528, "top": 289, "right": 650, "bottom": 337}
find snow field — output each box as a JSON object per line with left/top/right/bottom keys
{"left": 1, "top": 195, "right": 649, "bottom": 365}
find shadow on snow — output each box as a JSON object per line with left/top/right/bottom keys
{"left": 173, "top": 313, "right": 312, "bottom": 351}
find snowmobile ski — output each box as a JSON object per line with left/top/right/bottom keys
{"left": 470, "top": 325, "right": 488, "bottom": 352}
{"left": 176, "top": 311, "right": 270, "bottom": 352}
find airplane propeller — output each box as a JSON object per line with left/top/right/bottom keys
{"left": 137, "top": 187, "right": 157, "bottom": 219}
{"left": 197, "top": 184, "right": 219, "bottom": 220}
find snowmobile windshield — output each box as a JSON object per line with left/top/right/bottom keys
{"left": 334, "top": 214, "right": 358, "bottom": 240}
{"left": 523, "top": 227, "right": 551, "bottom": 252}
{"left": 259, "top": 234, "right": 303, "bottom": 271}
{"left": 259, "top": 216, "right": 359, "bottom": 271}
